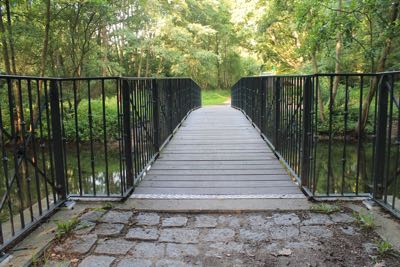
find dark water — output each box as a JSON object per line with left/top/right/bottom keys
{"left": 312, "top": 141, "right": 399, "bottom": 198}
{"left": 312, "top": 142, "right": 375, "bottom": 195}
{"left": 0, "top": 143, "right": 124, "bottom": 222}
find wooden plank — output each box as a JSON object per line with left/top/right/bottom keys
{"left": 163, "top": 149, "right": 269, "bottom": 153}
{"left": 139, "top": 180, "right": 295, "bottom": 188}
{"left": 157, "top": 154, "right": 276, "bottom": 160}
{"left": 172, "top": 137, "right": 260, "bottom": 140}
{"left": 169, "top": 140, "right": 266, "bottom": 145}
{"left": 150, "top": 164, "right": 279, "bottom": 170}
{"left": 144, "top": 175, "right": 291, "bottom": 181}
{"left": 155, "top": 160, "right": 278, "bottom": 165}
{"left": 147, "top": 169, "right": 287, "bottom": 175}
{"left": 160, "top": 151, "right": 274, "bottom": 155}
{"left": 165, "top": 144, "right": 268, "bottom": 150}
{"left": 134, "top": 187, "right": 301, "bottom": 195}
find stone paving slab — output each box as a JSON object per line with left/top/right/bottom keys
{"left": 40, "top": 208, "right": 399, "bottom": 267}
{"left": 161, "top": 216, "right": 188, "bottom": 227}
{"left": 126, "top": 228, "right": 159, "bottom": 241}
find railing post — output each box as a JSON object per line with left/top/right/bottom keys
{"left": 152, "top": 79, "right": 160, "bottom": 152}
{"left": 122, "top": 79, "right": 134, "bottom": 189}
{"left": 373, "top": 74, "right": 389, "bottom": 199}
{"left": 49, "top": 80, "right": 67, "bottom": 200}
{"left": 168, "top": 79, "right": 174, "bottom": 134}
{"left": 273, "top": 77, "right": 281, "bottom": 150}
{"left": 300, "top": 76, "right": 313, "bottom": 187}
{"left": 260, "top": 77, "right": 266, "bottom": 133}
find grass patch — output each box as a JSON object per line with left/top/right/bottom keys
{"left": 202, "top": 89, "right": 230, "bottom": 105}
{"left": 55, "top": 218, "right": 79, "bottom": 239}
{"left": 354, "top": 211, "right": 375, "bottom": 230}
{"left": 377, "top": 240, "right": 393, "bottom": 255}
{"left": 310, "top": 203, "right": 341, "bottom": 214}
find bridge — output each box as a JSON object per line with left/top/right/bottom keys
{"left": 134, "top": 106, "right": 302, "bottom": 197}
{"left": 0, "top": 72, "right": 399, "bottom": 253}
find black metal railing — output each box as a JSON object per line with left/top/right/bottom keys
{"left": 0, "top": 75, "right": 201, "bottom": 251}
{"left": 232, "top": 72, "right": 400, "bottom": 218}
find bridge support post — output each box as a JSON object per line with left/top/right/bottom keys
{"left": 152, "top": 79, "right": 160, "bottom": 153}
{"left": 168, "top": 79, "right": 174, "bottom": 134}
{"left": 273, "top": 77, "right": 281, "bottom": 150}
{"left": 260, "top": 77, "right": 266, "bottom": 133}
{"left": 122, "top": 79, "right": 134, "bottom": 189}
{"left": 300, "top": 76, "right": 313, "bottom": 188}
{"left": 373, "top": 74, "right": 389, "bottom": 200}
{"left": 50, "top": 80, "right": 67, "bottom": 200}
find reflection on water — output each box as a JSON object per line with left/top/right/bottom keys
{"left": 63, "top": 144, "right": 123, "bottom": 196}
{"left": 313, "top": 142, "right": 374, "bottom": 195}
{"left": 0, "top": 143, "right": 124, "bottom": 223}
{"left": 313, "top": 141, "right": 399, "bottom": 199}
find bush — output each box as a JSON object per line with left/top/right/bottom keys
{"left": 63, "top": 97, "right": 120, "bottom": 142}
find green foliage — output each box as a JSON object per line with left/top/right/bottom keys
{"left": 102, "top": 202, "right": 114, "bottom": 210}
{"left": 91, "top": 202, "right": 113, "bottom": 211}
{"left": 310, "top": 203, "right": 341, "bottom": 214}
{"left": 202, "top": 89, "right": 230, "bottom": 105}
{"left": 376, "top": 240, "right": 393, "bottom": 255}
{"left": 55, "top": 218, "right": 79, "bottom": 239}
{"left": 63, "top": 97, "right": 119, "bottom": 142}
{"left": 354, "top": 211, "right": 375, "bottom": 230}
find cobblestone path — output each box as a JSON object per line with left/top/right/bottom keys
{"left": 42, "top": 209, "right": 393, "bottom": 267}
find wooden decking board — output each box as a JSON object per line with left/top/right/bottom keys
{"left": 157, "top": 155, "right": 276, "bottom": 161}
{"left": 134, "top": 187, "right": 301, "bottom": 195}
{"left": 134, "top": 106, "right": 302, "bottom": 197}
{"left": 156, "top": 160, "right": 279, "bottom": 165}
{"left": 150, "top": 165, "right": 283, "bottom": 170}
{"left": 148, "top": 169, "right": 287, "bottom": 175}
{"left": 144, "top": 175, "right": 291, "bottom": 181}
{"left": 164, "top": 147, "right": 266, "bottom": 150}
{"left": 162, "top": 150, "right": 271, "bottom": 154}
{"left": 139, "top": 181, "right": 295, "bottom": 188}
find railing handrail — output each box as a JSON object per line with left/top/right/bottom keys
{"left": 234, "top": 71, "right": 400, "bottom": 82}
{"left": 0, "top": 74, "right": 198, "bottom": 81}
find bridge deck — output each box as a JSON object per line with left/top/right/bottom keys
{"left": 134, "top": 106, "right": 303, "bottom": 197}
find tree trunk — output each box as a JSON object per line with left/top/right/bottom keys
{"left": 0, "top": 5, "right": 11, "bottom": 74}
{"left": 34, "top": 0, "right": 51, "bottom": 123}
{"left": 137, "top": 48, "right": 143, "bottom": 77}
{"left": 5, "top": 0, "right": 16, "bottom": 74}
{"left": 215, "top": 34, "right": 221, "bottom": 89}
{"left": 100, "top": 24, "right": 108, "bottom": 76}
{"left": 311, "top": 50, "right": 325, "bottom": 121}
{"left": 157, "top": 58, "right": 163, "bottom": 75}
{"left": 4, "top": 0, "right": 21, "bottom": 142}
{"left": 40, "top": 0, "right": 51, "bottom": 77}
{"left": 331, "top": 0, "right": 343, "bottom": 103}
{"left": 145, "top": 49, "right": 150, "bottom": 77}
{"left": 356, "top": 0, "right": 399, "bottom": 135}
